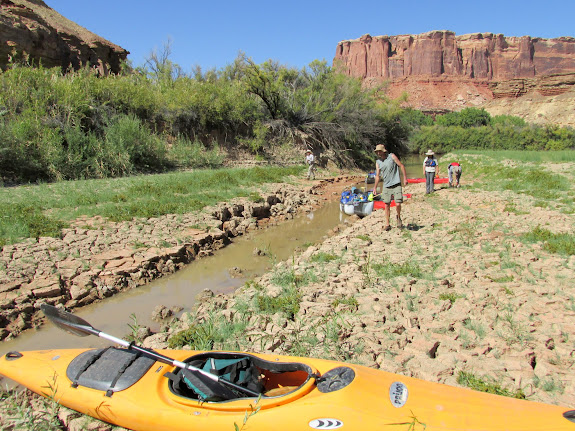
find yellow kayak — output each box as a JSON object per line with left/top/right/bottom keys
{"left": 1, "top": 347, "right": 574, "bottom": 431}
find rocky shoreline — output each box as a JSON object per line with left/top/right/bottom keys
{"left": 0, "top": 177, "right": 356, "bottom": 341}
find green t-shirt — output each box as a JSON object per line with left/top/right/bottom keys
{"left": 376, "top": 154, "right": 401, "bottom": 187}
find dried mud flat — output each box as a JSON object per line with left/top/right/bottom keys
{"left": 153, "top": 173, "right": 575, "bottom": 408}
{"left": 1, "top": 167, "right": 575, "bottom": 430}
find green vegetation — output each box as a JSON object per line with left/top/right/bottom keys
{"left": 521, "top": 226, "right": 575, "bottom": 255}
{"left": 234, "top": 396, "right": 262, "bottom": 431}
{"left": 310, "top": 252, "right": 339, "bottom": 263}
{"left": 439, "top": 292, "right": 462, "bottom": 304}
{"left": 534, "top": 376, "right": 565, "bottom": 394}
{"left": 0, "top": 57, "right": 412, "bottom": 184}
{"left": 1, "top": 58, "right": 573, "bottom": 188}
{"left": 0, "top": 203, "right": 67, "bottom": 246}
{"left": 457, "top": 371, "right": 526, "bottom": 399}
{"left": 332, "top": 296, "right": 359, "bottom": 310}
{"left": 488, "top": 275, "right": 515, "bottom": 283}
{"left": 254, "top": 265, "right": 317, "bottom": 320}
{"left": 372, "top": 259, "right": 423, "bottom": 279}
{"left": 167, "top": 312, "right": 248, "bottom": 351}
{"left": 0, "top": 374, "right": 63, "bottom": 430}
{"left": 409, "top": 108, "right": 575, "bottom": 153}
{"left": 255, "top": 285, "right": 302, "bottom": 320}
{"left": 498, "top": 310, "right": 534, "bottom": 347}
{"left": 449, "top": 151, "right": 575, "bottom": 214}
{"left": 0, "top": 165, "right": 302, "bottom": 246}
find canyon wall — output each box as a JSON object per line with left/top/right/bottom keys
{"left": 334, "top": 31, "right": 575, "bottom": 81}
{"left": 0, "top": 0, "right": 128, "bottom": 74}
{"left": 334, "top": 31, "right": 575, "bottom": 126}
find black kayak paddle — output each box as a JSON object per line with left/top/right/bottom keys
{"left": 40, "top": 304, "right": 260, "bottom": 397}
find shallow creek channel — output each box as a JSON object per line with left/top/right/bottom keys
{"left": 1, "top": 155, "right": 427, "bottom": 356}
{"left": 2, "top": 200, "right": 346, "bottom": 354}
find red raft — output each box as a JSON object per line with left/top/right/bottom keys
{"left": 407, "top": 177, "right": 449, "bottom": 184}
{"left": 374, "top": 193, "right": 412, "bottom": 210}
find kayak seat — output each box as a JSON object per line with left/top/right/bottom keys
{"left": 167, "top": 352, "right": 314, "bottom": 402}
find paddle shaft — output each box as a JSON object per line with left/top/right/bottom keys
{"left": 41, "top": 305, "right": 259, "bottom": 397}
{"left": 97, "top": 329, "right": 260, "bottom": 396}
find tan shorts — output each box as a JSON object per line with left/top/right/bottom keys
{"left": 382, "top": 183, "right": 403, "bottom": 204}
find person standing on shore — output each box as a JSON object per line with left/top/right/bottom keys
{"left": 372, "top": 144, "right": 407, "bottom": 231}
{"left": 305, "top": 149, "right": 316, "bottom": 180}
{"left": 448, "top": 162, "right": 462, "bottom": 187}
{"left": 423, "top": 149, "right": 439, "bottom": 194}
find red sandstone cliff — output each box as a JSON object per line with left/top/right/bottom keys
{"left": 334, "top": 31, "right": 575, "bottom": 127}
{"left": 335, "top": 31, "right": 575, "bottom": 80}
{"left": 0, "top": 0, "right": 128, "bottom": 74}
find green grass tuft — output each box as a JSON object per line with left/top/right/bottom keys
{"left": 457, "top": 371, "right": 526, "bottom": 399}
{"left": 521, "top": 226, "right": 575, "bottom": 255}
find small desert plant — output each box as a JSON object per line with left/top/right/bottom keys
{"left": 534, "top": 376, "right": 565, "bottom": 394}
{"left": 457, "top": 371, "right": 526, "bottom": 399}
{"left": 372, "top": 259, "right": 422, "bottom": 279}
{"left": 168, "top": 312, "right": 248, "bottom": 351}
{"left": 463, "top": 318, "right": 486, "bottom": 339}
{"left": 125, "top": 313, "right": 146, "bottom": 344}
{"left": 489, "top": 274, "right": 514, "bottom": 283}
{"left": 310, "top": 252, "right": 338, "bottom": 263}
{"left": 0, "top": 375, "right": 63, "bottom": 430}
{"left": 331, "top": 296, "right": 359, "bottom": 310}
{"left": 439, "top": 292, "right": 462, "bottom": 304}
{"left": 255, "top": 285, "right": 302, "bottom": 320}
{"left": 248, "top": 192, "right": 264, "bottom": 203}
{"left": 234, "top": 395, "right": 262, "bottom": 431}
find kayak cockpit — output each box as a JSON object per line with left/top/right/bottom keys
{"left": 167, "top": 352, "right": 315, "bottom": 402}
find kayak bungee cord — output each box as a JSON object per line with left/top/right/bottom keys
{"left": 40, "top": 304, "right": 260, "bottom": 397}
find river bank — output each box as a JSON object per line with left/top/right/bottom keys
{"left": 1, "top": 155, "right": 575, "bottom": 430}
{"left": 0, "top": 176, "right": 358, "bottom": 341}
{"left": 141, "top": 158, "right": 575, "bottom": 410}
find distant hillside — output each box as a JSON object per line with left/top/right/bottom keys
{"left": 0, "top": 0, "right": 128, "bottom": 74}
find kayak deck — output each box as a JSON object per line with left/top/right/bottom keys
{"left": 2, "top": 348, "right": 575, "bottom": 431}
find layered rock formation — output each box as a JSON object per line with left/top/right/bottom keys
{"left": 334, "top": 31, "right": 575, "bottom": 126}
{"left": 334, "top": 31, "right": 575, "bottom": 81}
{"left": 0, "top": 0, "right": 128, "bottom": 74}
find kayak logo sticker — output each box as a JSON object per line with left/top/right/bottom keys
{"left": 389, "top": 381, "right": 408, "bottom": 408}
{"left": 309, "top": 418, "right": 343, "bottom": 429}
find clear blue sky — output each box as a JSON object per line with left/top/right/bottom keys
{"left": 45, "top": 0, "right": 574, "bottom": 73}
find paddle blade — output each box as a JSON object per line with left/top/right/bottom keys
{"left": 41, "top": 304, "right": 98, "bottom": 337}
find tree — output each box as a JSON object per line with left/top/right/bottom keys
{"left": 143, "top": 38, "right": 184, "bottom": 85}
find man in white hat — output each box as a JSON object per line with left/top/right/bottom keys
{"left": 373, "top": 144, "right": 407, "bottom": 230}
{"left": 423, "top": 149, "right": 439, "bottom": 194}
{"left": 305, "top": 149, "right": 316, "bottom": 180}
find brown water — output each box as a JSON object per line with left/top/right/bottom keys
{"left": 1, "top": 201, "right": 345, "bottom": 353}
{"left": 1, "top": 154, "right": 427, "bottom": 355}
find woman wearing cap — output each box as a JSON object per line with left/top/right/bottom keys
{"left": 423, "top": 149, "right": 439, "bottom": 194}
{"left": 373, "top": 144, "right": 407, "bottom": 231}
{"left": 305, "top": 149, "right": 316, "bottom": 180}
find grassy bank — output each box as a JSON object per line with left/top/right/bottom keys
{"left": 440, "top": 150, "right": 575, "bottom": 214}
{"left": 0, "top": 165, "right": 305, "bottom": 247}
